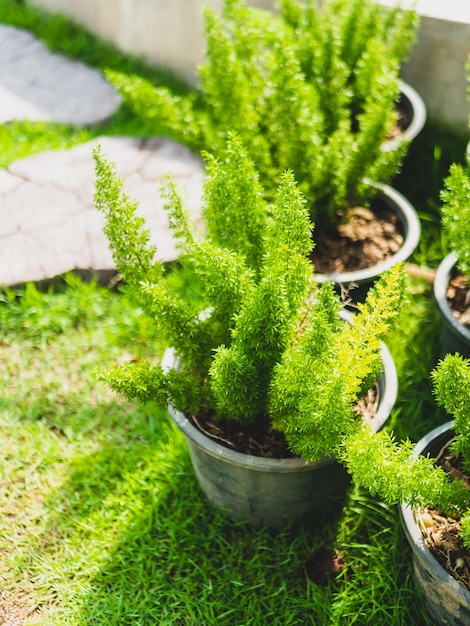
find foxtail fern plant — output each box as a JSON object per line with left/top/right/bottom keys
{"left": 440, "top": 153, "right": 470, "bottom": 277}
{"left": 345, "top": 122, "right": 470, "bottom": 550}
{"left": 94, "top": 135, "right": 407, "bottom": 461}
{"left": 344, "top": 353, "right": 470, "bottom": 549}
{"left": 108, "top": 0, "right": 418, "bottom": 230}
{"left": 279, "top": 0, "right": 417, "bottom": 136}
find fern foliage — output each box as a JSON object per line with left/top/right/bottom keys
{"left": 343, "top": 426, "right": 470, "bottom": 517}
{"left": 432, "top": 354, "right": 470, "bottom": 473}
{"left": 94, "top": 135, "right": 406, "bottom": 457}
{"left": 93, "top": 128, "right": 470, "bottom": 548}
{"left": 269, "top": 263, "right": 407, "bottom": 460}
{"left": 108, "top": 0, "right": 418, "bottom": 229}
{"left": 343, "top": 353, "right": 470, "bottom": 545}
{"left": 440, "top": 161, "right": 470, "bottom": 277}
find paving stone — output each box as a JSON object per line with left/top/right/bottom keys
{"left": 0, "top": 24, "right": 121, "bottom": 125}
{"left": 0, "top": 25, "right": 204, "bottom": 286}
{"left": 0, "top": 136, "right": 205, "bottom": 286}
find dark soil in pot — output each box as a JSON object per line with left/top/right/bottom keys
{"left": 190, "top": 384, "right": 379, "bottom": 458}
{"left": 446, "top": 272, "right": 470, "bottom": 328}
{"left": 383, "top": 81, "right": 427, "bottom": 151}
{"left": 388, "top": 102, "right": 410, "bottom": 142}
{"left": 386, "top": 92, "right": 414, "bottom": 144}
{"left": 417, "top": 438, "right": 470, "bottom": 591}
{"left": 311, "top": 201, "right": 403, "bottom": 276}
{"left": 400, "top": 422, "right": 470, "bottom": 626}
{"left": 312, "top": 183, "right": 420, "bottom": 304}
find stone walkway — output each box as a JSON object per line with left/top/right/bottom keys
{"left": 0, "top": 25, "right": 205, "bottom": 286}
{"left": 0, "top": 137, "right": 205, "bottom": 286}
{"left": 0, "top": 24, "right": 121, "bottom": 124}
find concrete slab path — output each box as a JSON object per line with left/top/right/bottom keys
{"left": 0, "top": 25, "right": 205, "bottom": 286}
{"left": 0, "top": 24, "right": 121, "bottom": 124}
{"left": 0, "top": 136, "right": 205, "bottom": 286}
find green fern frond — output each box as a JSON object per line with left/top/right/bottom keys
{"left": 432, "top": 354, "right": 470, "bottom": 471}
{"left": 202, "top": 135, "right": 266, "bottom": 273}
{"left": 94, "top": 146, "right": 161, "bottom": 287}
{"left": 440, "top": 163, "right": 470, "bottom": 276}
{"left": 105, "top": 70, "right": 208, "bottom": 150}
{"left": 342, "top": 426, "right": 470, "bottom": 516}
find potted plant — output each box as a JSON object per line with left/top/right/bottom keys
{"left": 94, "top": 136, "right": 405, "bottom": 527}
{"left": 278, "top": 0, "right": 426, "bottom": 152}
{"left": 108, "top": 0, "right": 421, "bottom": 303}
{"left": 434, "top": 155, "right": 470, "bottom": 358}
{"left": 340, "top": 353, "right": 470, "bottom": 625}
{"left": 400, "top": 419, "right": 470, "bottom": 626}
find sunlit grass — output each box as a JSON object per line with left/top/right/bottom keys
{"left": 0, "top": 274, "right": 436, "bottom": 625}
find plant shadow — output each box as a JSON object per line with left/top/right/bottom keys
{"left": 27, "top": 401, "right": 352, "bottom": 624}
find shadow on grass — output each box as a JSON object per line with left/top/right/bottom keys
{"left": 0, "top": 380, "right": 434, "bottom": 624}
{"left": 65, "top": 465, "right": 432, "bottom": 625}
{"left": 28, "top": 422, "right": 432, "bottom": 625}
{"left": 72, "top": 482, "right": 348, "bottom": 625}
{"left": 21, "top": 396, "right": 349, "bottom": 624}
{"left": 328, "top": 484, "right": 434, "bottom": 625}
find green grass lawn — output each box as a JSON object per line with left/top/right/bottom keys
{"left": 0, "top": 1, "right": 469, "bottom": 624}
